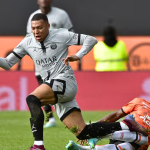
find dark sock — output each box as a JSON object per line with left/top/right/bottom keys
{"left": 26, "top": 95, "right": 44, "bottom": 141}
{"left": 43, "top": 105, "right": 53, "bottom": 118}
{"left": 77, "top": 122, "right": 122, "bottom": 140}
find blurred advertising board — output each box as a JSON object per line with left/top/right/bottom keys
{"left": 0, "top": 71, "right": 150, "bottom": 111}
{"left": 0, "top": 36, "right": 150, "bottom": 71}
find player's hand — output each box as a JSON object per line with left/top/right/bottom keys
{"left": 62, "top": 55, "right": 80, "bottom": 66}
{"left": 76, "top": 139, "right": 88, "bottom": 146}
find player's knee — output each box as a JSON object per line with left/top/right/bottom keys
{"left": 26, "top": 95, "right": 41, "bottom": 106}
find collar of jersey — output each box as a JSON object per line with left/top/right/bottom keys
{"left": 36, "top": 31, "right": 51, "bottom": 47}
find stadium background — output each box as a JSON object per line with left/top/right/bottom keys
{"left": 0, "top": 0, "right": 150, "bottom": 149}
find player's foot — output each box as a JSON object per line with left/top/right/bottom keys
{"left": 122, "top": 115, "right": 148, "bottom": 136}
{"left": 65, "top": 140, "right": 83, "bottom": 150}
{"left": 87, "top": 138, "right": 100, "bottom": 149}
{"left": 44, "top": 121, "right": 56, "bottom": 128}
{"left": 30, "top": 145, "right": 46, "bottom": 150}
{"left": 45, "top": 112, "right": 51, "bottom": 122}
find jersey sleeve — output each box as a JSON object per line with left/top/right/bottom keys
{"left": 122, "top": 98, "right": 137, "bottom": 114}
{"left": 65, "top": 31, "right": 97, "bottom": 59}
{"left": 0, "top": 37, "right": 27, "bottom": 69}
{"left": 62, "top": 11, "right": 74, "bottom": 31}
{"left": 13, "top": 37, "right": 28, "bottom": 58}
{"left": 7, "top": 37, "right": 28, "bottom": 66}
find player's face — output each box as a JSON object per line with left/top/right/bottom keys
{"left": 38, "top": 0, "right": 52, "bottom": 8}
{"left": 31, "top": 20, "right": 50, "bottom": 42}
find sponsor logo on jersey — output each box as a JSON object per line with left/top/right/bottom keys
{"left": 142, "top": 102, "right": 150, "bottom": 109}
{"left": 140, "top": 115, "right": 150, "bottom": 127}
{"left": 73, "top": 34, "right": 78, "bottom": 39}
{"left": 50, "top": 44, "right": 57, "bottom": 50}
{"left": 35, "top": 56, "right": 57, "bottom": 67}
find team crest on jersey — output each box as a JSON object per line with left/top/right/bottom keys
{"left": 51, "top": 44, "right": 57, "bottom": 50}
{"left": 73, "top": 34, "right": 78, "bottom": 39}
{"left": 33, "top": 48, "right": 38, "bottom": 52}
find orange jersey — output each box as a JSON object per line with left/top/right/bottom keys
{"left": 122, "top": 98, "right": 150, "bottom": 150}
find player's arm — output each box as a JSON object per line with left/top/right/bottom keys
{"left": 0, "top": 57, "right": 13, "bottom": 70}
{"left": 0, "top": 52, "right": 21, "bottom": 70}
{"left": 97, "top": 98, "right": 137, "bottom": 123}
{"left": 97, "top": 109, "right": 127, "bottom": 123}
{"left": 75, "top": 34, "right": 98, "bottom": 59}
{"left": 0, "top": 38, "right": 27, "bottom": 70}
{"left": 63, "top": 32, "right": 98, "bottom": 65}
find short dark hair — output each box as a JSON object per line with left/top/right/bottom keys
{"left": 31, "top": 13, "right": 48, "bottom": 23}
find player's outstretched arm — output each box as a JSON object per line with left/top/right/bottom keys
{"left": 64, "top": 31, "right": 98, "bottom": 59}
{"left": 97, "top": 109, "right": 126, "bottom": 123}
{"left": 0, "top": 57, "right": 12, "bottom": 70}
{"left": 75, "top": 35, "right": 98, "bottom": 60}
{"left": 0, "top": 36, "right": 28, "bottom": 70}
{"left": 0, "top": 52, "right": 21, "bottom": 70}
{"left": 62, "top": 30, "right": 97, "bottom": 65}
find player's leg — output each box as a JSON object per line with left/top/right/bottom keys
{"left": 122, "top": 115, "right": 147, "bottom": 136}
{"left": 102, "top": 130, "right": 148, "bottom": 145}
{"left": 36, "top": 74, "right": 56, "bottom": 128}
{"left": 43, "top": 105, "right": 56, "bottom": 128}
{"left": 27, "top": 74, "right": 147, "bottom": 149}
{"left": 49, "top": 76, "right": 146, "bottom": 140}
{"left": 50, "top": 75, "right": 122, "bottom": 138}
{"left": 65, "top": 140, "right": 133, "bottom": 150}
{"left": 77, "top": 117, "right": 148, "bottom": 149}
{"left": 62, "top": 112, "right": 148, "bottom": 142}
{"left": 54, "top": 100, "right": 123, "bottom": 150}
{"left": 64, "top": 115, "right": 122, "bottom": 138}
{"left": 117, "top": 143, "right": 134, "bottom": 150}
{"left": 54, "top": 99, "right": 122, "bottom": 138}
{"left": 28, "top": 73, "right": 80, "bottom": 150}
{"left": 110, "top": 139, "right": 141, "bottom": 150}
{"left": 26, "top": 84, "right": 56, "bottom": 150}
{"left": 66, "top": 140, "right": 118, "bottom": 150}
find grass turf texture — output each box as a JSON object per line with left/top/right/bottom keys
{"left": 0, "top": 111, "right": 149, "bottom": 150}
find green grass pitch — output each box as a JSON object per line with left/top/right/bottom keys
{"left": 0, "top": 111, "right": 149, "bottom": 150}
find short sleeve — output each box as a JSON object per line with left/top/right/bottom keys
{"left": 52, "top": 29, "right": 88, "bottom": 46}
{"left": 122, "top": 98, "right": 137, "bottom": 114}
{"left": 5, "top": 37, "right": 28, "bottom": 68}
{"left": 13, "top": 37, "right": 28, "bottom": 59}
{"left": 53, "top": 29, "right": 79, "bottom": 45}
{"left": 66, "top": 32, "right": 88, "bottom": 46}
